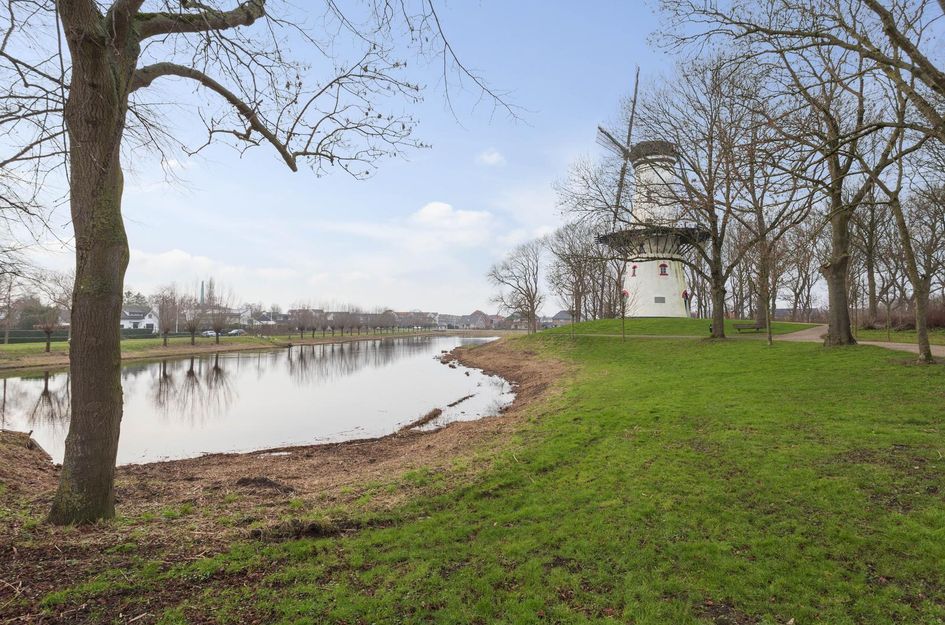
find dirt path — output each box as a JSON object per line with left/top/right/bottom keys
{"left": 775, "top": 324, "right": 945, "bottom": 358}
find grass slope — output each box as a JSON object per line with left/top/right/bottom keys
{"left": 543, "top": 317, "right": 816, "bottom": 336}
{"left": 33, "top": 336, "right": 945, "bottom": 624}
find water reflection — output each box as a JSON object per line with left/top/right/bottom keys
{"left": 0, "top": 372, "right": 71, "bottom": 440}
{"left": 0, "top": 336, "right": 513, "bottom": 464}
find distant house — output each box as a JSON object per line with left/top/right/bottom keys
{"left": 120, "top": 305, "right": 159, "bottom": 333}
{"left": 500, "top": 312, "right": 530, "bottom": 331}
{"left": 550, "top": 310, "right": 573, "bottom": 327}
{"left": 467, "top": 310, "right": 492, "bottom": 329}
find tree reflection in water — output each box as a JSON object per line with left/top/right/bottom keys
{"left": 18, "top": 372, "right": 71, "bottom": 437}
{"left": 154, "top": 355, "right": 236, "bottom": 424}
{"left": 1, "top": 336, "right": 506, "bottom": 464}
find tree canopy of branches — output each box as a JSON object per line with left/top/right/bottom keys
{"left": 488, "top": 239, "right": 544, "bottom": 334}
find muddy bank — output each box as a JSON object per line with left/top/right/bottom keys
{"left": 0, "top": 338, "right": 567, "bottom": 623}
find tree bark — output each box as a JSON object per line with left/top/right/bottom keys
{"left": 914, "top": 280, "right": 933, "bottom": 364}
{"left": 710, "top": 282, "right": 727, "bottom": 339}
{"left": 822, "top": 207, "right": 856, "bottom": 346}
{"left": 48, "top": 128, "right": 129, "bottom": 525}
{"left": 49, "top": 3, "right": 137, "bottom": 524}
{"left": 887, "top": 195, "right": 934, "bottom": 363}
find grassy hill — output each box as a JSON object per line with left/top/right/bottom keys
{"left": 542, "top": 317, "right": 817, "bottom": 336}
{"left": 12, "top": 333, "right": 945, "bottom": 624}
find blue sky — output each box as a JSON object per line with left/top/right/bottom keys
{"left": 42, "top": 1, "right": 671, "bottom": 314}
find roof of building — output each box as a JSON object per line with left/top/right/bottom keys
{"left": 121, "top": 304, "right": 153, "bottom": 320}
{"left": 629, "top": 140, "right": 677, "bottom": 163}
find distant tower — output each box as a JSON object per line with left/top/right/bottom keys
{"left": 599, "top": 140, "right": 708, "bottom": 318}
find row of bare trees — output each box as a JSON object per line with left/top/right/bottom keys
{"left": 524, "top": 1, "right": 945, "bottom": 357}
{"left": 648, "top": 0, "right": 945, "bottom": 358}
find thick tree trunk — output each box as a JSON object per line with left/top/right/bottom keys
{"left": 822, "top": 209, "right": 856, "bottom": 346}
{"left": 190, "top": 331, "right": 196, "bottom": 346}
{"left": 756, "top": 266, "right": 770, "bottom": 326}
{"left": 163, "top": 333, "right": 168, "bottom": 347}
{"left": 710, "top": 282, "right": 726, "bottom": 339}
{"left": 45, "top": 334, "right": 51, "bottom": 353}
{"left": 48, "top": 147, "right": 129, "bottom": 525}
{"left": 48, "top": 7, "right": 137, "bottom": 524}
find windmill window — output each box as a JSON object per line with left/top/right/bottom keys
{"left": 659, "top": 263, "right": 668, "bottom": 276}
{"left": 631, "top": 265, "right": 638, "bottom": 277}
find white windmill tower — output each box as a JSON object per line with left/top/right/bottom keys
{"left": 599, "top": 140, "right": 708, "bottom": 317}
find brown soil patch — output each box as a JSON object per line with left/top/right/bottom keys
{"left": 696, "top": 599, "right": 760, "bottom": 625}
{"left": 0, "top": 337, "right": 568, "bottom": 623}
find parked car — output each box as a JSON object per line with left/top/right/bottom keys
{"left": 201, "top": 330, "right": 216, "bottom": 337}
{"left": 227, "top": 329, "right": 247, "bottom": 336}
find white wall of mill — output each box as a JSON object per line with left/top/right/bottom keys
{"left": 624, "top": 259, "right": 689, "bottom": 318}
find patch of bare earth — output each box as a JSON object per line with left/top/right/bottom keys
{"left": 0, "top": 338, "right": 567, "bottom": 623}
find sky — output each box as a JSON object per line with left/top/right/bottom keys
{"left": 35, "top": 1, "right": 673, "bottom": 315}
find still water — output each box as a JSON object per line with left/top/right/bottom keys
{"left": 0, "top": 336, "right": 513, "bottom": 465}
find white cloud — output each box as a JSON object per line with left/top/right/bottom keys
{"left": 475, "top": 148, "right": 506, "bottom": 167}
{"left": 407, "top": 202, "right": 493, "bottom": 244}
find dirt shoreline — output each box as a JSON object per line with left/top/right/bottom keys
{"left": 0, "top": 337, "right": 568, "bottom": 623}
{"left": 0, "top": 329, "right": 518, "bottom": 374}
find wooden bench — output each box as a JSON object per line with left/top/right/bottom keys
{"left": 733, "top": 322, "right": 766, "bottom": 333}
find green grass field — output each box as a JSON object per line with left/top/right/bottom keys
{"left": 26, "top": 331, "right": 945, "bottom": 624}
{"left": 543, "top": 317, "right": 816, "bottom": 337}
{"left": 0, "top": 334, "right": 281, "bottom": 360}
{"left": 856, "top": 327, "right": 945, "bottom": 346}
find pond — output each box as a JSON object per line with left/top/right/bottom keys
{"left": 0, "top": 336, "right": 513, "bottom": 465}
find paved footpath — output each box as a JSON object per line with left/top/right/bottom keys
{"left": 557, "top": 326, "right": 944, "bottom": 359}
{"left": 777, "top": 324, "right": 945, "bottom": 358}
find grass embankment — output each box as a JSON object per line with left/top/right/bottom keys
{"left": 8, "top": 327, "right": 945, "bottom": 624}
{"left": 543, "top": 317, "right": 816, "bottom": 336}
{"left": 0, "top": 335, "right": 277, "bottom": 359}
{"left": 856, "top": 327, "right": 945, "bottom": 346}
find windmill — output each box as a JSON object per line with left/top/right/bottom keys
{"left": 596, "top": 71, "right": 709, "bottom": 318}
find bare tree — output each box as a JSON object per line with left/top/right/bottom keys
{"left": 547, "top": 222, "right": 603, "bottom": 327}
{"left": 0, "top": 0, "right": 511, "bottom": 523}
{"left": 780, "top": 219, "right": 827, "bottom": 322}
{"left": 34, "top": 306, "right": 62, "bottom": 353}
{"left": 179, "top": 295, "right": 203, "bottom": 347}
{"left": 489, "top": 239, "right": 544, "bottom": 334}
{"left": 0, "top": 274, "right": 26, "bottom": 344}
{"left": 39, "top": 270, "right": 75, "bottom": 341}
{"left": 205, "top": 280, "right": 234, "bottom": 344}
{"left": 150, "top": 285, "right": 179, "bottom": 347}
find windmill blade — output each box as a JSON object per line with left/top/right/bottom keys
{"left": 596, "top": 126, "right": 629, "bottom": 159}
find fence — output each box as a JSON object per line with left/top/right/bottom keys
{"left": 0, "top": 328, "right": 158, "bottom": 344}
